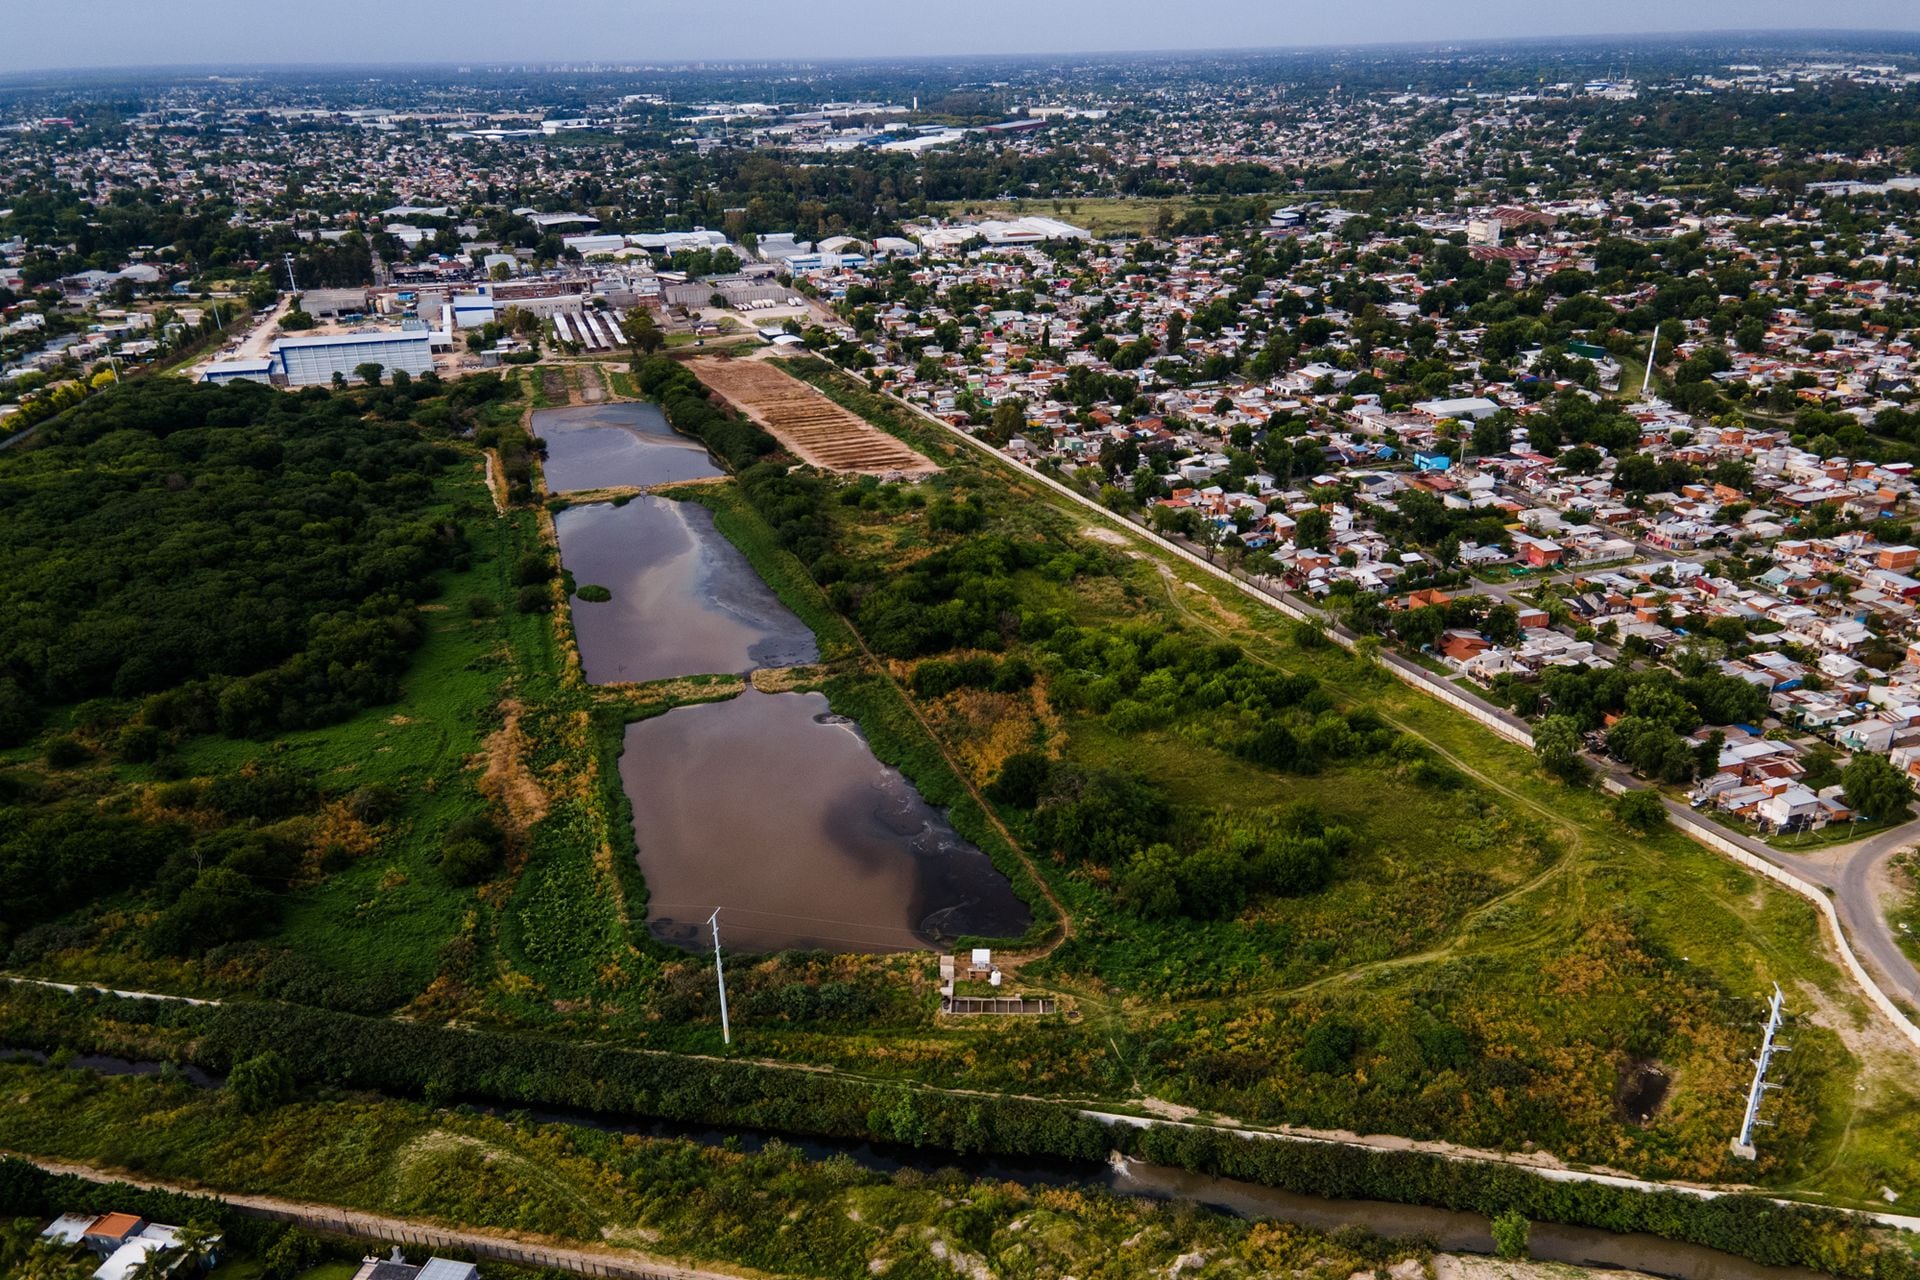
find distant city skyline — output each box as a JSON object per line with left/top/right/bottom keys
{"left": 6, "top": 1, "right": 1920, "bottom": 76}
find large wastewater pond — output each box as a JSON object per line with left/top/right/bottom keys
{"left": 539, "top": 401, "right": 1031, "bottom": 954}
{"left": 623, "top": 688, "right": 1032, "bottom": 952}
{"left": 533, "top": 402, "right": 723, "bottom": 490}
{"left": 554, "top": 498, "right": 817, "bottom": 683}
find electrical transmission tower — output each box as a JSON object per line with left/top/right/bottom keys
{"left": 1731, "top": 984, "right": 1788, "bottom": 1160}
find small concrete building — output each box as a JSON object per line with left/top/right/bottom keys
{"left": 300, "top": 287, "right": 372, "bottom": 319}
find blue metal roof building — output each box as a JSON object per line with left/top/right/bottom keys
{"left": 269, "top": 331, "right": 433, "bottom": 386}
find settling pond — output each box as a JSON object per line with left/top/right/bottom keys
{"left": 537, "top": 403, "right": 1031, "bottom": 954}
{"left": 623, "top": 688, "right": 1030, "bottom": 952}
{"left": 554, "top": 498, "right": 818, "bottom": 684}
{"left": 533, "top": 402, "right": 722, "bottom": 490}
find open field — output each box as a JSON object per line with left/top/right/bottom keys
{"left": 765, "top": 356, "right": 1920, "bottom": 1206}
{"left": 688, "top": 355, "right": 938, "bottom": 475}
{"left": 929, "top": 196, "right": 1214, "bottom": 237}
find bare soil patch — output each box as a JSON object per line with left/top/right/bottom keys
{"left": 689, "top": 357, "right": 937, "bottom": 476}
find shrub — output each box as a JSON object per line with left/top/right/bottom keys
{"left": 575, "top": 584, "right": 612, "bottom": 603}
{"left": 514, "top": 552, "right": 554, "bottom": 585}
{"left": 43, "top": 736, "right": 90, "bottom": 768}
{"left": 113, "top": 723, "right": 164, "bottom": 763}
{"left": 442, "top": 838, "right": 502, "bottom": 886}
{"left": 1492, "top": 1209, "right": 1531, "bottom": 1259}
{"left": 1613, "top": 789, "right": 1666, "bottom": 832}
{"left": 516, "top": 585, "right": 552, "bottom": 613}
{"left": 986, "top": 752, "right": 1052, "bottom": 809}
{"left": 227, "top": 1050, "right": 295, "bottom": 1112}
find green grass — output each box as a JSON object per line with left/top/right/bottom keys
{"left": 733, "top": 360, "right": 1920, "bottom": 1201}
{"left": 1894, "top": 854, "right": 1920, "bottom": 969}
{"left": 0, "top": 1060, "right": 1414, "bottom": 1280}
{"left": 930, "top": 196, "right": 1204, "bottom": 237}
{"left": 1765, "top": 817, "right": 1898, "bottom": 852}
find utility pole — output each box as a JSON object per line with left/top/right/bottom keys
{"left": 283, "top": 252, "right": 299, "bottom": 294}
{"left": 1641, "top": 319, "right": 1661, "bottom": 402}
{"left": 1731, "top": 984, "right": 1788, "bottom": 1159}
{"left": 707, "top": 909, "right": 731, "bottom": 1046}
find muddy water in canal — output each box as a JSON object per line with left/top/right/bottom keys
{"left": 620, "top": 687, "right": 1032, "bottom": 953}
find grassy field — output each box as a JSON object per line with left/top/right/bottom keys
{"left": 0, "top": 1060, "right": 1418, "bottom": 1280}
{"left": 930, "top": 196, "right": 1205, "bottom": 237}
{"left": 764, "top": 357, "right": 1920, "bottom": 1205}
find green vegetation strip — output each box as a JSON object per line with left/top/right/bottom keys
{"left": 0, "top": 1065, "right": 1417, "bottom": 1280}
{"left": 0, "top": 989, "right": 1913, "bottom": 1278}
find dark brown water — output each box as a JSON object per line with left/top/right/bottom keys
{"left": 555, "top": 498, "right": 818, "bottom": 683}
{"left": 621, "top": 688, "right": 1032, "bottom": 953}
{"left": 533, "top": 402, "right": 723, "bottom": 490}
{"left": 1109, "top": 1159, "right": 1824, "bottom": 1280}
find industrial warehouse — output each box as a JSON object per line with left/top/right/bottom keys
{"left": 199, "top": 328, "right": 437, "bottom": 386}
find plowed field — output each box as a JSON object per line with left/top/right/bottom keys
{"left": 689, "top": 357, "right": 937, "bottom": 476}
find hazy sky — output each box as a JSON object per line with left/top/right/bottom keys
{"left": 6, "top": 1, "right": 1920, "bottom": 74}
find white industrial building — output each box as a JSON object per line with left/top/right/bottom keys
{"left": 913, "top": 217, "right": 1090, "bottom": 251}
{"left": 627, "top": 227, "right": 731, "bottom": 255}
{"left": 269, "top": 330, "right": 434, "bottom": 385}
{"left": 197, "top": 358, "right": 275, "bottom": 386}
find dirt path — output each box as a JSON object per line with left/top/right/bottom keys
{"left": 4, "top": 1151, "right": 774, "bottom": 1280}
{"left": 482, "top": 449, "right": 508, "bottom": 514}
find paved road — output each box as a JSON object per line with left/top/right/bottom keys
{"left": 1820, "top": 821, "right": 1920, "bottom": 1008}
{"left": 184, "top": 295, "right": 290, "bottom": 378}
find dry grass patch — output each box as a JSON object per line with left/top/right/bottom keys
{"left": 474, "top": 699, "right": 551, "bottom": 836}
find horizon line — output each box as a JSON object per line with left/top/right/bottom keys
{"left": 4, "top": 24, "right": 1920, "bottom": 84}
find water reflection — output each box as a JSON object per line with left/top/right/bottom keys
{"left": 533, "top": 402, "right": 723, "bottom": 491}
{"left": 555, "top": 498, "right": 817, "bottom": 683}
{"left": 622, "top": 688, "right": 1032, "bottom": 953}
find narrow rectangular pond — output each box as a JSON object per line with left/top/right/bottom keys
{"left": 533, "top": 402, "right": 723, "bottom": 490}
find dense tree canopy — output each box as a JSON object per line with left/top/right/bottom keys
{"left": 0, "top": 378, "right": 463, "bottom": 742}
